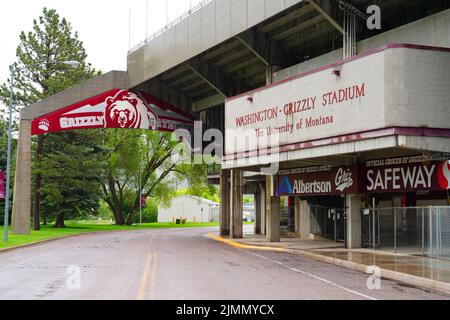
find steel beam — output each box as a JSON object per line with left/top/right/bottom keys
{"left": 235, "top": 29, "right": 299, "bottom": 68}
{"left": 186, "top": 57, "right": 232, "bottom": 98}
{"left": 307, "top": 0, "right": 344, "bottom": 34}
{"left": 192, "top": 94, "right": 224, "bottom": 112}
{"left": 144, "top": 77, "right": 193, "bottom": 113}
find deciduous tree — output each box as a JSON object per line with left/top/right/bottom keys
{"left": 0, "top": 8, "right": 100, "bottom": 229}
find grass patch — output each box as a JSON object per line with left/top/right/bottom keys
{"left": 0, "top": 221, "right": 221, "bottom": 250}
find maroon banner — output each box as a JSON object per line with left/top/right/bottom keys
{"left": 365, "top": 157, "right": 450, "bottom": 193}
{"left": 31, "top": 89, "right": 194, "bottom": 135}
{"left": 277, "top": 165, "right": 360, "bottom": 196}
{"left": 140, "top": 194, "right": 147, "bottom": 208}
{"left": 0, "top": 170, "right": 4, "bottom": 199}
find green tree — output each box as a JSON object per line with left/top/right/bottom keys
{"left": 0, "top": 119, "right": 18, "bottom": 225}
{"left": 102, "top": 129, "right": 210, "bottom": 225}
{"left": 0, "top": 8, "right": 100, "bottom": 229}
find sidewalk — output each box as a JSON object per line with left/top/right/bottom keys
{"left": 209, "top": 231, "right": 450, "bottom": 295}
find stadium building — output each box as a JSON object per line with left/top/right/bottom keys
{"left": 13, "top": 0, "right": 450, "bottom": 257}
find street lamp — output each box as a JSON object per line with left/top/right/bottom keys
{"left": 3, "top": 60, "right": 81, "bottom": 242}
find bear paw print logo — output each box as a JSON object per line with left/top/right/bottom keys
{"left": 38, "top": 119, "right": 50, "bottom": 132}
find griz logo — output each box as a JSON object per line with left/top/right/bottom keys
{"left": 104, "top": 90, "right": 158, "bottom": 130}
{"left": 437, "top": 160, "right": 450, "bottom": 190}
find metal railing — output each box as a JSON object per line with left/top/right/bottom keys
{"left": 362, "top": 206, "right": 450, "bottom": 259}
{"left": 128, "top": 0, "right": 213, "bottom": 55}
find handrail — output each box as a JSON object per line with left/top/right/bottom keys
{"left": 128, "top": 0, "right": 213, "bottom": 55}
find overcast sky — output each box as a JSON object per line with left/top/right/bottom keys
{"left": 0, "top": 0, "right": 203, "bottom": 113}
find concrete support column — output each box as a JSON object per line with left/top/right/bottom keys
{"left": 219, "top": 169, "right": 231, "bottom": 236}
{"left": 265, "top": 176, "right": 280, "bottom": 242}
{"left": 230, "top": 170, "right": 243, "bottom": 239}
{"left": 254, "top": 188, "right": 262, "bottom": 235}
{"left": 295, "top": 198, "right": 311, "bottom": 239}
{"left": 12, "top": 120, "right": 32, "bottom": 235}
{"left": 265, "top": 65, "right": 280, "bottom": 85}
{"left": 260, "top": 183, "right": 266, "bottom": 235}
{"left": 346, "top": 194, "right": 363, "bottom": 249}
{"left": 255, "top": 186, "right": 266, "bottom": 234}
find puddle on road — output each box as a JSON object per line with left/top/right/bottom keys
{"left": 314, "top": 251, "right": 450, "bottom": 283}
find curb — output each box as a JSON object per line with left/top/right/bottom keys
{"left": 0, "top": 225, "right": 218, "bottom": 254}
{"left": 0, "top": 228, "right": 155, "bottom": 254}
{"left": 208, "top": 233, "right": 450, "bottom": 296}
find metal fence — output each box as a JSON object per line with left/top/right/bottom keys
{"left": 310, "top": 205, "right": 346, "bottom": 242}
{"left": 361, "top": 206, "right": 450, "bottom": 259}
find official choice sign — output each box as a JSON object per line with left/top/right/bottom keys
{"left": 277, "top": 155, "right": 450, "bottom": 197}
{"left": 31, "top": 89, "right": 194, "bottom": 135}
{"left": 277, "top": 165, "right": 360, "bottom": 196}
{"left": 366, "top": 156, "right": 450, "bottom": 193}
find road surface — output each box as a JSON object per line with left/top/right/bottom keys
{"left": 0, "top": 227, "right": 448, "bottom": 300}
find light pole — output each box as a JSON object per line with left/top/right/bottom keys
{"left": 3, "top": 60, "right": 81, "bottom": 242}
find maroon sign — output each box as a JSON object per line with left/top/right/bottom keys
{"left": 365, "top": 157, "right": 450, "bottom": 193}
{"left": 0, "top": 170, "right": 4, "bottom": 199}
{"left": 31, "top": 89, "right": 194, "bottom": 135}
{"left": 140, "top": 194, "right": 147, "bottom": 208}
{"left": 277, "top": 165, "right": 360, "bottom": 196}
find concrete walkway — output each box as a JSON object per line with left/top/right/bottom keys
{"left": 211, "top": 232, "right": 450, "bottom": 295}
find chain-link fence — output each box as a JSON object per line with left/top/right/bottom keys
{"left": 361, "top": 206, "right": 450, "bottom": 259}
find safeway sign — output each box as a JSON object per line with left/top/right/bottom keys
{"left": 31, "top": 89, "right": 194, "bottom": 135}
{"left": 365, "top": 156, "right": 450, "bottom": 192}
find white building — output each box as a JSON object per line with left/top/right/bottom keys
{"left": 158, "top": 195, "right": 220, "bottom": 223}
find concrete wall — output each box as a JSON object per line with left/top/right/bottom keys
{"left": 274, "top": 9, "right": 450, "bottom": 82}
{"left": 21, "top": 71, "right": 128, "bottom": 120}
{"left": 158, "top": 196, "right": 219, "bottom": 223}
{"left": 384, "top": 47, "right": 450, "bottom": 129}
{"left": 225, "top": 45, "right": 450, "bottom": 156}
{"left": 127, "top": 0, "right": 305, "bottom": 87}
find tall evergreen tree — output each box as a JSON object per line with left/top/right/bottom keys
{"left": 0, "top": 8, "right": 100, "bottom": 229}
{"left": 40, "top": 130, "right": 108, "bottom": 228}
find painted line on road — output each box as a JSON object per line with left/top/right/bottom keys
{"left": 208, "top": 233, "right": 377, "bottom": 300}
{"left": 138, "top": 238, "right": 156, "bottom": 300}
{"left": 208, "top": 233, "right": 450, "bottom": 296}
{"left": 149, "top": 241, "right": 158, "bottom": 300}
{"left": 246, "top": 250, "right": 377, "bottom": 300}
{"left": 207, "top": 233, "right": 286, "bottom": 252}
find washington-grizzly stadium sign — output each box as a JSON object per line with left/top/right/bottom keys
{"left": 32, "top": 89, "right": 194, "bottom": 135}
{"left": 225, "top": 49, "right": 386, "bottom": 155}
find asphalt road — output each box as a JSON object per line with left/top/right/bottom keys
{"left": 0, "top": 227, "right": 448, "bottom": 300}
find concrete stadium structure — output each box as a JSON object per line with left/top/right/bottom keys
{"left": 11, "top": 0, "right": 450, "bottom": 255}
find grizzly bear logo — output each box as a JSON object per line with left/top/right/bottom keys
{"left": 104, "top": 90, "right": 158, "bottom": 130}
